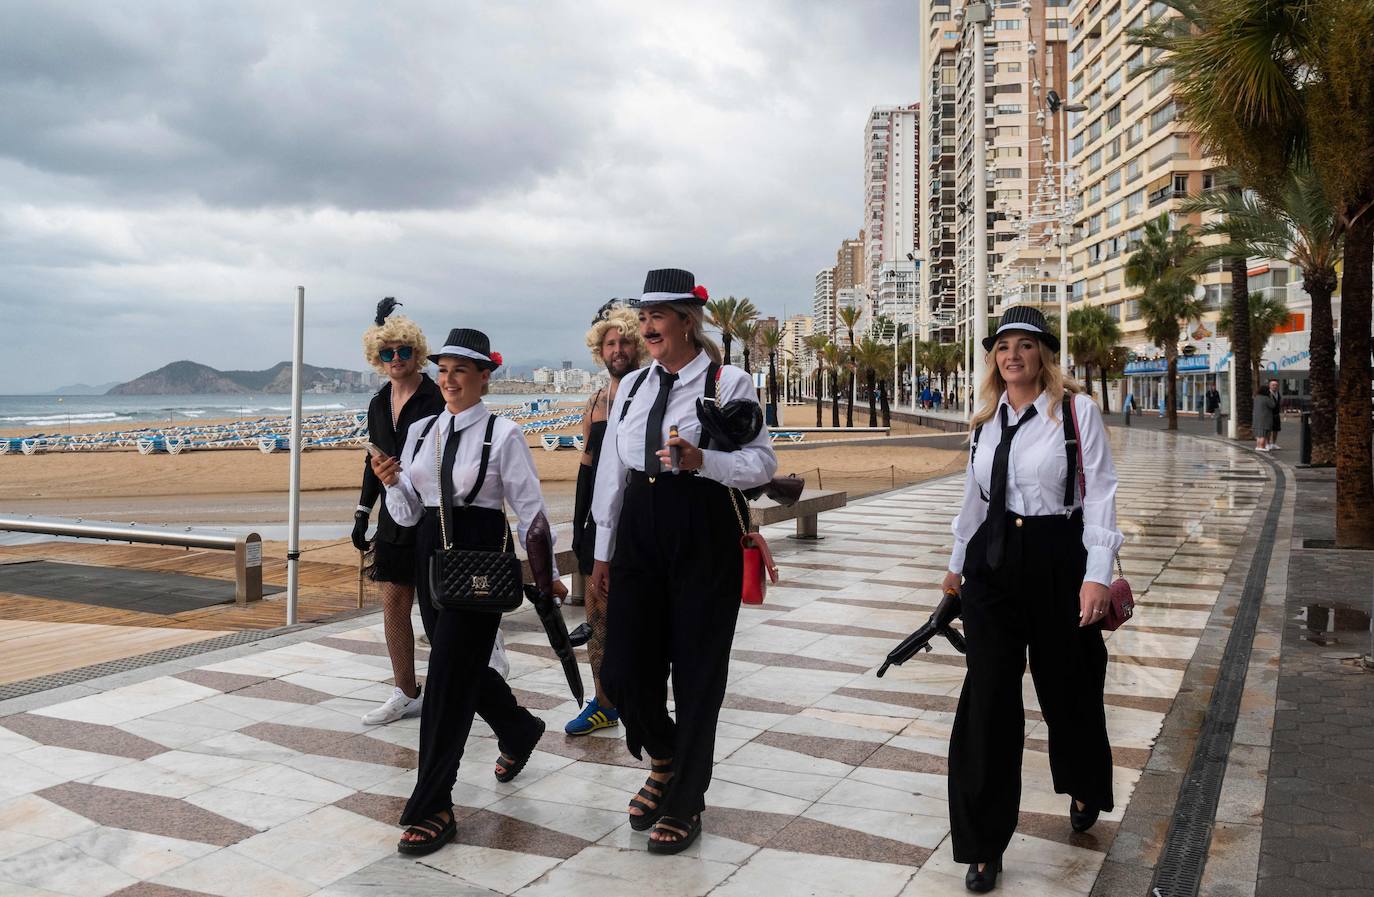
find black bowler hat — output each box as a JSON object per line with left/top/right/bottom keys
{"left": 983, "top": 305, "right": 1060, "bottom": 354}
{"left": 636, "top": 268, "right": 709, "bottom": 306}
{"left": 428, "top": 328, "right": 502, "bottom": 369}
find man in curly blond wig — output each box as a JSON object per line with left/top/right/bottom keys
{"left": 354, "top": 298, "right": 444, "bottom": 726}
{"left": 565, "top": 303, "right": 644, "bottom": 736}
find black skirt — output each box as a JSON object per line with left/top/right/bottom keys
{"left": 369, "top": 536, "right": 418, "bottom": 585}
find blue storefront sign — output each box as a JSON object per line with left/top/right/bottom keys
{"left": 1124, "top": 355, "right": 1211, "bottom": 375}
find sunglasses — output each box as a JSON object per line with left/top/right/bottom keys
{"left": 379, "top": 346, "right": 414, "bottom": 362}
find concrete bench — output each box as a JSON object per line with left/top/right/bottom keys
{"left": 749, "top": 488, "right": 848, "bottom": 539}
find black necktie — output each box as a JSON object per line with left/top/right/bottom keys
{"left": 643, "top": 370, "right": 679, "bottom": 474}
{"left": 440, "top": 418, "right": 461, "bottom": 509}
{"left": 985, "top": 402, "right": 1037, "bottom": 570}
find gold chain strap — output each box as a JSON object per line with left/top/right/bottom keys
{"left": 727, "top": 487, "right": 751, "bottom": 537}
{"left": 434, "top": 421, "right": 509, "bottom": 554}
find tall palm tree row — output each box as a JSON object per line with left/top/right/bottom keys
{"left": 804, "top": 334, "right": 830, "bottom": 427}
{"left": 1182, "top": 166, "right": 1343, "bottom": 466}
{"left": 1067, "top": 305, "right": 1123, "bottom": 412}
{"left": 703, "top": 296, "right": 758, "bottom": 366}
{"left": 836, "top": 306, "right": 862, "bottom": 427}
{"left": 1134, "top": 0, "right": 1374, "bottom": 545}
{"left": 1126, "top": 214, "right": 1204, "bottom": 431}
{"left": 760, "top": 325, "right": 784, "bottom": 427}
{"left": 821, "top": 342, "right": 844, "bottom": 428}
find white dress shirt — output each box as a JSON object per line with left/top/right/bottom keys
{"left": 386, "top": 401, "right": 558, "bottom": 579}
{"left": 948, "top": 390, "right": 1124, "bottom": 586}
{"left": 592, "top": 350, "right": 779, "bottom": 562}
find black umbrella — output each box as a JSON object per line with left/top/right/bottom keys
{"left": 524, "top": 512, "right": 585, "bottom": 705}
{"left": 876, "top": 590, "right": 968, "bottom": 677}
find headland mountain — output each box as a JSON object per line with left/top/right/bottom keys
{"left": 107, "top": 361, "right": 377, "bottom": 395}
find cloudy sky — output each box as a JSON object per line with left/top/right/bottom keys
{"left": 0, "top": 1, "right": 917, "bottom": 394}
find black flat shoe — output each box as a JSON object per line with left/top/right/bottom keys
{"left": 965, "top": 857, "right": 1001, "bottom": 893}
{"left": 1070, "top": 797, "right": 1099, "bottom": 833}
{"left": 568, "top": 622, "right": 592, "bottom": 648}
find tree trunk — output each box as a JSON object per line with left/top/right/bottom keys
{"left": 815, "top": 370, "right": 823, "bottom": 427}
{"left": 1099, "top": 368, "right": 1111, "bottom": 413}
{"left": 1165, "top": 342, "right": 1179, "bottom": 431}
{"left": 1229, "top": 251, "right": 1253, "bottom": 440}
{"left": 880, "top": 379, "right": 892, "bottom": 428}
{"left": 1336, "top": 210, "right": 1374, "bottom": 547}
{"left": 866, "top": 371, "right": 877, "bottom": 428}
{"left": 1307, "top": 271, "right": 1338, "bottom": 467}
{"left": 742, "top": 348, "right": 751, "bottom": 373}
{"left": 831, "top": 373, "right": 841, "bottom": 428}
{"left": 722, "top": 335, "right": 733, "bottom": 366}
{"left": 1084, "top": 363, "right": 1094, "bottom": 395}
{"left": 845, "top": 368, "right": 854, "bottom": 428}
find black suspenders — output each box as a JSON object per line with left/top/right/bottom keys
{"left": 409, "top": 412, "right": 499, "bottom": 505}
{"left": 969, "top": 393, "right": 1082, "bottom": 508}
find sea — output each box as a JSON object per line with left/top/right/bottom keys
{"left": 0, "top": 393, "right": 588, "bottom": 432}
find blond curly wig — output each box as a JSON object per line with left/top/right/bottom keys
{"left": 362, "top": 316, "right": 430, "bottom": 374}
{"left": 585, "top": 308, "right": 646, "bottom": 368}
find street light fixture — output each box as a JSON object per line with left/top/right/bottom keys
{"left": 966, "top": 0, "right": 991, "bottom": 417}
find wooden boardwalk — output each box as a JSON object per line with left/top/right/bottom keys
{"left": 0, "top": 541, "right": 371, "bottom": 685}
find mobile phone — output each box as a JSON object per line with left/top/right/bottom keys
{"left": 365, "top": 442, "right": 390, "bottom": 460}
{"left": 668, "top": 425, "right": 681, "bottom": 474}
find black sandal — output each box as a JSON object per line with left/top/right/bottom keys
{"left": 647, "top": 814, "right": 701, "bottom": 855}
{"left": 396, "top": 810, "right": 456, "bottom": 856}
{"left": 495, "top": 717, "right": 547, "bottom": 783}
{"left": 628, "top": 759, "right": 674, "bottom": 831}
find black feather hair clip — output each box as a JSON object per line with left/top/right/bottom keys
{"left": 375, "top": 297, "right": 402, "bottom": 326}
{"left": 591, "top": 298, "right": 629, "bottom": 326}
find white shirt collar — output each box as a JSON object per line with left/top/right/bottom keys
{"left": 441, "top": 401, "right": 490, "bottom": 432}
{"left": 996, "top": 389, "right": 1051, "bottom": 422}
{"left": 651, "top": 349, "right": 711, "bottom": 383}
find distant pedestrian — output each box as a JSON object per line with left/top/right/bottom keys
{"left": 1205, "top": 386, "right": 1221, "bottom": 418}
{"left": 1266, "top": 379, "right": 1282, "bottom": 449}
{"left": 1157, "top": 393, "right": 1166, "bottom": 418}
{"left": 1252, "top": 384, "right": 1277, "bottom": 452}
{"left": 933, "top": 387, "right": 943, "bottom": 411}
{"left": 922, "top": 385, "right": 933, "bottom": 409}
{"left": 944, "top": 306, "right": 1122, "bottom": 893}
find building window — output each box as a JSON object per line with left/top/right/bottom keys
{"left": 1106, "top": 102, "right": 1121, "bottom": 128}
{"left": 1127, "top": 49, "right": 1145, "bottom": 76}
{"left": 1127, "top": 188, "right": 1144, "bottom": 215}
{"left": 994, "top": 19, "right": 1023, "bottom": 29}
{"left": 1202, "top": 172, "right": 1216, "bottom": 190}
{"left": 996, "top": 167, "right": 1022, "bottom": 179}
{"left": 1127, "top": 157, "right": 1142, "bottom": 180}
{"left": 1107, "top": 169, "right": 1122, "bottom": 192}
{"left": 1150, "top": 101, "right": 1177, "bottom": 131}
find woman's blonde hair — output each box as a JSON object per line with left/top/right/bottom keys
{"left": 585, "top": 309, "right": 646, "bottom": 368}
{"left": 362, "top": 316, "right": 430, "bottom": 374}
{"left": 970, "top": 335, "right": 1082, "bottom": 429}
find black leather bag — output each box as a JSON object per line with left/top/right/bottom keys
{"left": 426, "top": 418, "right": 524, "bottom": 614}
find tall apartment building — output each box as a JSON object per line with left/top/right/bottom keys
{"left": 812, "top": 267, "right": 836, "bottom": 339}
{"left": 864, "top": 106, "right": 921, "bottom": 295}
{"left": 924, "top": 7, "right": 961, "bottom": 343}
{"left": 1065, "top": 0, "right": 1226, "bottom": 351}
{"left": 836, "top": 234, "right": 865, "bottom": 291}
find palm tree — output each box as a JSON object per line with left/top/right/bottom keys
{"left": 761, "top": 325, "right": 784, "bottom": 427}
{"left": 1182, "top": 165, "right": 1343, "bottom": 465}
{"left": 704, "top": 298, "right": 737, "bottom": 365}
{"left": 821, "top": 342, "right": 845, "bottom": 428}
{"left": 804, "top": 334, "right": 829, "bottom": 427}
{"left": 1067, "top": 305, "right": 1122, "bottom": 412}
{"left": 734, "top": 320, "right": 758, "bottom": 373}
{"left": 1126, "top": 214, "right": 1204, "bottom": 431}
{"left": 836, "top": 306, "right": 862, "bottom": 427}
{"left": 1219, "top": 293, "right": 1292, "bottom": 398}
{"left": 854, "top": 338, "right": 886, "bottom": 428}
{"left": 1133, "top": 0, "right": 1374, "bottom": 544}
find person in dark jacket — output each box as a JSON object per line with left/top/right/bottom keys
{"left": 1251, "top": 385, "right": 1276, "bottom": 452}
{"left": 355, "top": 299, "right": 444, "bottom": 725}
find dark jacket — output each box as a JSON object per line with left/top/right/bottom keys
{"left": 359, "top": 374, "right": 445, "bottom": 544}
{"left": 1251, "top": 390, "right": 1278, "bottom": 435}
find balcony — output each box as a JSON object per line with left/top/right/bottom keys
{"left": 1148, "top": 187, "right": 1187, "bottom": 207}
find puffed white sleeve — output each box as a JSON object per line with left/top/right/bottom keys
{"left": 948, "top": 436, "right": 987, "bottom": 576}
{"left": 494, "top": 422, "right": 560, "bottom": 579}
{"left": 385, "top": 417, "right": 429, "bottom": 527}
{"left": 698, "top": 368, "right": 779, "bottom": 490}
{"left": 591, "top": 387, "right": 630, "bottom": 562}
{"left": 1075, "top": 394, "right": 1125, "bottom": 586}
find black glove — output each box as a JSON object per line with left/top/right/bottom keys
{"left": 932, "top": 589, "right": 962, "bottom": 629}
{"left": 351, "top": 511, "right": 370, "bottom": 552}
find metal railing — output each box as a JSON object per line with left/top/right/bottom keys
{"left": 0, "top": 515, "right": 264, "bottom": 604}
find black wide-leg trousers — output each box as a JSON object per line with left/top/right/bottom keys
{"left": 602, "top": 472, "right": 743, "bottom": 822}
{"left": 400, "top": 508, "right": 542, "bottom": 826}
{"left": 948, "top": 510, "right": 1114, "bottom": 864}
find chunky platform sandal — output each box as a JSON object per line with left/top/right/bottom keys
{"left": 647, "top": 815, "right": 701, "bottom": 855}
{"left": 397, "top": 810, "right": 456, "bottom": 856}
{"left": 495, "top": 717, "right": 547, "bottom": 783}
{"left": 628, "top": 759, "right": 674, "bottom": 831}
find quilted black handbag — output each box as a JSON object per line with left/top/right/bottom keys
{"left": 426, "top": 416, "right": 524, "bottom": 614}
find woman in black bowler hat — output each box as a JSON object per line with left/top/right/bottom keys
{"left": 589, "top": 268, "right": 778, "bottom": 854}
{"left": 371, "top": 327, "right": 558, "bottom": 856}
{"left": 942, "top": 305, "right": 1123, "bottom": 892}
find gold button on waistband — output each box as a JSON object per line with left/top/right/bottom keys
{"left": 1014, "top": 517, "right": 1023, "bottom": 527}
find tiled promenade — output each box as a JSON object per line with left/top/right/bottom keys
{"left": 0, "top": 428, "right": 1270, "bottom": 897}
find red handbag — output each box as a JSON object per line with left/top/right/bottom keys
{"left": 1068, "top": 396, "right": 1133, "bottom": 631}
{"left": 730, "top": 488, "right": 778, "bottom": 604}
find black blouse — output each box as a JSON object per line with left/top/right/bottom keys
{"left": 358, "top": 374, "right": 445, "bottom": 544}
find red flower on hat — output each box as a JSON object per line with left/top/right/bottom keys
{"left": 692, "top": 285, "right": 709, "bottom": 301}
{"left": 490, "top": 351, "right": 503, "bottom": 366}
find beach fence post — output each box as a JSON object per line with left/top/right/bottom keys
{"left": 286, "top": 286, "right": 305, "bottom": 625}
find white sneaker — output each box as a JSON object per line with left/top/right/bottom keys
{"left": 1269, "top": 444, "right": 1281, "bottom": 450}
{"left": 362, "top": 686, "right": 423, "bottom": 725}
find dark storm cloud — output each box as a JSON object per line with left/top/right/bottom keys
{"left": 0, "top": 1, "right": 917, "bottom": 393}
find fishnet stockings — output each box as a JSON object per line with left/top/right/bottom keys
{"left": 585, "top": 584, "right": 612, "bottom": 708}
{"left": 382, "top": 582, "right": 419, "bottom": 697}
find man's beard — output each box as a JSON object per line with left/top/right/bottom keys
{"left": 605, "top": 355, "right": 637, "bottom": 379}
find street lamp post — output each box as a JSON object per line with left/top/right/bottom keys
{"left": 1046, "top": 89, "right": 1087, "bottom": 374}
{"left": 968, "top": 0, "right": 991, "bottom": 419}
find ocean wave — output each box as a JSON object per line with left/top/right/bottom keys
{"left": 0, "top": 412, "right": 136, "bottom": 426}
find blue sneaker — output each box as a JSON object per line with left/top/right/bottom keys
{"left": 564, "top": 698, "right": 619, "bottom": 736}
